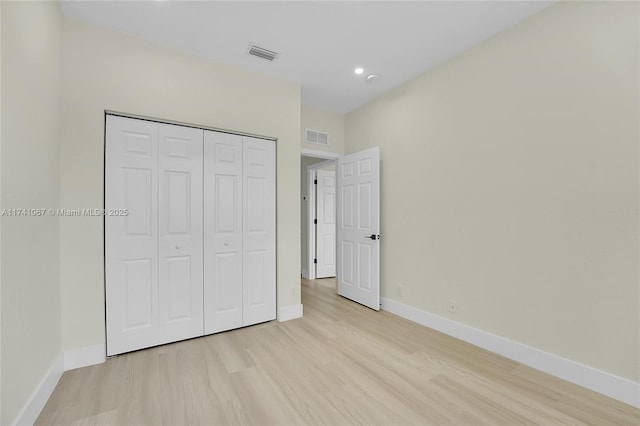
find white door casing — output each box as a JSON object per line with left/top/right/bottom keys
{"left": 106, "top": 116, "right": 204, "bottom": 355}
{"left": 242, "top": 137, "right": 277, "bottom": 326}
{"left": 337, "top": 147, "right": 380, "bottom": 311}
{"left": 204, "top": 131, "right": 244, "bottom": 334}
{"left": 316, "top": 169, "right": 336, "bottom": 278}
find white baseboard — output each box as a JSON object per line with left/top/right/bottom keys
{"left": 381, "top": 297, "right": 640, "bottom": 408}
{"left": 12, "top": 353, "right": 64, "bottom": 426}
{"left": 12, "top": 344, "right": 107, "bottom": 425}
{"left": 64, "top": 344, "right": 106, "bottom": 371}
{"left": 278, "top": 304, "right": 303, "bottom": 322}
{"left": 301, "top": 268, "right": 310, "bottom": 280}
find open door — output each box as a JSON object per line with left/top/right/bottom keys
{"left": 316, "top": 169, "right": 336, "bottom": 278}
{"left": 337, "top": 147, "right": 380, "bottom": 310}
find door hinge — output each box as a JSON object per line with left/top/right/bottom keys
{"left": 314, "top": 219, "right": 317, "bottom": 224}
{"left": 313, "top": 258, "right": 317, "bottom": 264}
{"left": 314, "top": 179, "right": 317, "bottom": 184}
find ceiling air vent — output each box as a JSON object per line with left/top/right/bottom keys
{"left": 248, "top": 44, "right": 278, "bottom": 61}
{"left": 306, "top": 129, "right": 329, "bottom": 146}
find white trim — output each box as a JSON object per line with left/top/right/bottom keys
{"left": 306, "top": 159, "right": 338, "bottom": 281}
{"left": 64, "top": 344, "right": 106, "bottom": 371}
{"left": 278, "top": 304, "right": 303, "bottom": 322}
{"left": 300, "top": 148, "right": 341, "bottom": 159}
{"left": 301, "top": 268, "right": 310, "bottom": 280}
{"left": 301, "top": 150, "right": 341, "bottom": 282}
{"left": 307, "top": 167, "right": 316, "bottom": 280}
{"left": 381, "top": 297, "right": 640, "bottom": 408}
{"left": 309, "top": 159, "right": 335, "bottom": 169}
{"left": 12, "top": 353, "right": 64, "bottom": 426}
{"left": 12, "top": 345, "right": 109, "bottom": 425}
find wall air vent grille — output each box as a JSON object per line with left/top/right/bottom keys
{"left": 248, "top": 44, "right": 278, "bottom": 61}
{"left": 305, "top": 129, "right": 329, "bottom": 146}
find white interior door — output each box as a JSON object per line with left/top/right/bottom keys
{"left": 106, "top": 116, "right": 160, "bottom": 356}
{"left": 242, "top": 136, "right": 276, "bottom": 326}
{"left": 157, "top": 123, "right": 204, "bottom": 343}
{"left": 316, "top": 169, "right": 336, "bottom": 278}
{"left": 337, "top": 147, "right": 380, "bottom": 311}
{"left": 204, "top": 131, "right": 244, "bottom": 334}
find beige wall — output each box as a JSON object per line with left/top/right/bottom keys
{"left": 345, "top": 2, "right": 639, "bottom": 381}
{"left": 59, "top": 19, "right": 301, "bottom": 351}
{"left": 1, "top": 2, "right": 62, "bottom": 424}
{"left": 301, "top": 105, "right": 345, "bottom": 154}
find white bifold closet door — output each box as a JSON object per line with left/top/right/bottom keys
{"left": 106, "top": 116, "right": 275, "bottom": 356}
{"left": 204, "top": 131, "right": 276, "bottom": 334}
{"left": 106, "top": 115, "right": 204, "bottom": 356}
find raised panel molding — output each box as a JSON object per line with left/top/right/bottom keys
{"left": 165, "top": 171, "right": 191, "bottom": 235}
{"left": 166, "top": 256, "right": 192, "bottom": 321}
{"left": 123, "top": 168, "right": 152, "bottom": 236}
{"left": 358, "top": 183, "right": 372, "bottom": 229}
{"left": 358, "top": 158, "right": 372, "bottom": 175}
{"left": 247, "top": 147, "right": 266, "bottom": 166}
{"left": 342, "top": 241, "right": 354, "bottom": 285}
{"left": 124, "top": 258, "right": 153, "bottom": 329}
{"left": 166, "top": 137, "right": 191, "bottom": 159}
{"left": 215, "top": 175, "right": 238, "bottom": 232}
{"left": 215, "top": 144, "right": 237, "bottom": 163}
{"left": 245, "top": 250, "right": 267, "bottom": 307}
{"left": 342, "top": 185, "right": 354, "bottom": 228}
{"left": 123, "top": 131, "right": 152, "bottom": 157}
{"left": 215, "top": 253, "right": 240, "bottom": 312}
{"left": 246, "top": 177, "right": 266, "bottom": 232}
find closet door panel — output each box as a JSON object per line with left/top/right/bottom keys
{"left": 242, "top": 137, "right": 276, "bottom": 326}
{"left": 106, "top": 116, "right": 160, "bottom": 356}
{"left": 204, "top": 131, "right": 243, "bottom": 334}
{"left": 108, "top": 116, "right": 278, "bottom": 354}
{"left": 158, "top": 123, "right": 204, "bottom": 343}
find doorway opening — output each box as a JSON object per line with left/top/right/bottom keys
{"left": 301, "top": 151, "right": 339, "bottom": 281}
{"left": 301, "top": 147, "right": 381, "bottom": 311}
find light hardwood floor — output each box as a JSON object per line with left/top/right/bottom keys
{"left": 37, "top": 278, "right": 639, "bottom": 425}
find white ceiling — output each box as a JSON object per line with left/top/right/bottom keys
{"left": 60, "top": 1, "right": 554, "bottom": 113}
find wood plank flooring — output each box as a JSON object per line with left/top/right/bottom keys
{"left": 36, "top": 278, "right": 640, "bottom": 425}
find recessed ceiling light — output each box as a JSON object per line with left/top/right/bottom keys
{"left": 366, "top": 74, "right": 379, "bottom": 82}
{"left": 354, "top": 67, "right": 364, "bottom": 75}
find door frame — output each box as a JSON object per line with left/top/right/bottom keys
{"left": 300, "top": 148, "right": 341, "bottom": 280}
{"left": 315, "top": 168, "right": 337, "bottom": 279}
{"left": 306, "top": 159, "right": 336, "bottom": 280}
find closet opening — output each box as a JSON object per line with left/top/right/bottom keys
{"left": 104, "top": 112, "right": 276, "bottom": 356}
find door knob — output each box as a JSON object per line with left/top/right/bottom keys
{"left": 365, "top": 234, "right": 380, "bottom": 240}
{"left": 175, "top": 244, "right": 182, "bottom": 249}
